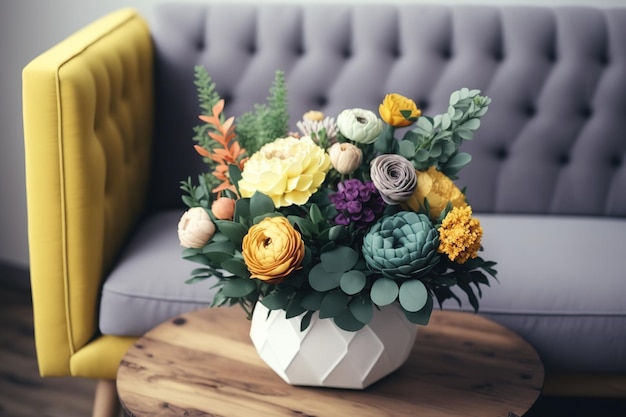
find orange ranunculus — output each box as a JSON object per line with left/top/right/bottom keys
{"left": 242, "top": 216, "right": 305, "bottom": 283}
{"left": 378, "top": 93, "right": 421, "bottom": 127}
{"left": 401, "top": 166, "right": 467, "bottom": 220}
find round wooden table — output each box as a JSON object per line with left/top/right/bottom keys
{"left": 117, "top": 307, "right": 544, "bottom": 417}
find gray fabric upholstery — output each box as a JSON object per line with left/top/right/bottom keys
{"left": 99, "top": 211, "right": 218, "bottom": 335}
{"left": 451, "top": 215, "right": 626, "bottom": 373}
{"left": 99, "top": 3, "right": 626, "bottom": 374}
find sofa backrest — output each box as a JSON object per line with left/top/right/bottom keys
{"left": 148, "top": 3, "right": 626, "bottom": 217}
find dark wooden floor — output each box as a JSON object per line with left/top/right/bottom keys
{"left": 1, "top": 263, "right": 625, "bottom": 417}
{"left": 0, "top": 266, "right": 97, "bottom": 417}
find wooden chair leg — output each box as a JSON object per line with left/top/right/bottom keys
{"left": 92, "top": 379, "right": 121, "bottom": 417}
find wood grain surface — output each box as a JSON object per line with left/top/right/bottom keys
{"left": 117, "top": 307, "right": 544, "bottom": 417}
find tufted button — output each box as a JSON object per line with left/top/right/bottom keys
{"left": 392, "top": 47, "right": 401, "bottom": 59}
{"left": 317, "top": 96, "right": 328, "bottom": 107}
{"left": 342, "top": 48, "right": 351, "bottom": 59}
{"left": 441, "top": 48, "right": 453, "bottom": 60}
{"left": 558, "top": 154, "right": 570, "bottom": 166}
{"left": 495, "top": 147, "right": 508, "bottom": 160}
{"left": 581, "top": 106, "right": 593, "bottom": 119}
{"left": 610, "top": 156, "right": 622, "bottom": 168}
{"left": 196, "top": 38, "right": 205, "bottom": 51}
{"left": 599, "top": 53, "right": 610, "bottom": 66}
{"left": 547, "top": 49, "right": 558, "bottom": 63}
{"left": 295, "top": 45, "right": 305, "bottom": 56}
{"left": 525, "top": 104, "right": 536, "bottom": 117}
{"left": 417, "top": 99, "right": 429, "bottom": 112}
{"left": 248, "top": 43, "right": 257, "bottom": 55}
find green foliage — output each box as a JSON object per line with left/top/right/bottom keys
{"left": 179, "top": 74, "right": 497, "bottom": 332}
{"left": 393, "top": 88, "right": 492, "bottom": 179}
{"left": 235, "top": 70, "right": 289, "bottom": 155}
{"left": 192, "top": 65, "right": 221, "bottom": 150}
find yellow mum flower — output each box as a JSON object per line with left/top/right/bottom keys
{"left": 379, "top": 93, "right": 421, "bottom": 127}
{"left": 401, "top": 167, "right": 467, "bottom": 219}
{"left": 242, "top": 216, "right": 305, "bottom": 283}
{"left": 238, "top": 136, "right": 331, "bottom": 207}
{"left": 437, "top": 206, "right": 483, "bottom": 264}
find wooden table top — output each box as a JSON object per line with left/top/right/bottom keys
{"left": 117, "top": 307, "right": 544, "bottom": 417}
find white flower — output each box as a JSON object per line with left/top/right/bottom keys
{"left": 296, "top": 114, "right": 339, "bottom": 142}
{"left": 336, "top": 108, "right": 383, "bottom": 144}
{"left": 177, "top": 207, "right": 216, "bottom": 248}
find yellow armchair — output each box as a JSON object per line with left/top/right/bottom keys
{"left": 23, "top": 8, "right": 152, "bottom": 416}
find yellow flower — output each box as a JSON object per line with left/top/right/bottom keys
{"left": 378, "top": 93, "right": 421, "bottom": 127}
{"left": 242, "top": 216, "right": 305, "bottom": 283}
{"left": 238, "top": 136, "right": 331, "bottom": 207}
{"left": 437, "top": 206, "right": 483, "bottom": 264}
{"left": 303, "top": 110, "right": 324, "bottom": 122}
{"left": 401, "top": 167, "right": 467, "bottom": 219}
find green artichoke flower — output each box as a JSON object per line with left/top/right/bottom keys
{"left": 362, "top": 211, "right": 439, "bottom": 280}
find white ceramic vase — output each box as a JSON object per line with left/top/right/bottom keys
{"left": 249, "top": 301, "right": 417, "bottom": 389}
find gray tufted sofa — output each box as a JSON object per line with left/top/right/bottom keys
{"left": 97, "top": 2, "right": 626, "bottom": 395}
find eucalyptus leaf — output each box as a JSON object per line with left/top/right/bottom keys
{"left": 220, "top": 259, "right": 250, "bottom": 278}
{"left": 214, "top": 220, "right": 247, "bottom": 247}
{"left": 340, "top": 270, "right": 367, "bottom": 295}
{"left": 398, "top": 140, "right": 416, "bottom": 158}
{"left": 441, "top": 113, "right": 451, "bottom": 130}
{"left": 455, "top": 128, "right": 474, "bottom": 141}
{"left": 450, "top": 90, "right": 460, "bottom": 105}
{"left": 445, "top": 152, "right": 472, "bottom": 170}
{"left": 334, "top": 309, "right": 366, "bottom": 331}
{"left": 250, "top": 191, "right": 275, "bottom": 218}
{"left": 183, "top": 254, "right": 212, "bottom": 266}
{"left": 234, "top": 198, "right": 250, "bottom": 222}
{"left": 327, "top": 225, "right": 347, "bottom": 241}
{"left": 403, "top": 294, "right": 433, "bottom": 325}
{"left": 182, "top": 195, "right": 195, "bottom": 207}
{"left": 228, "top": 164, "right": 242, "bottom": 194}
{"left": 321, "top": 246, "right": 358, "bottom": 273}
{"left": 308, "top": 263, "right": 341, "bottom": 291}
{"left": 300, "top": 311, "right": 314, "bottom": 331}
{"left": 286, "top": 296, "right": 307, "bottom": 318}
{"left": 461, "top": 118, "right": 481, "bottom": 131}
{"left": 185, "top": 276, "right": 210, "bottom": 284}
{"left": 398, "top": 279, "right": 428, "bottom": 312}
{"left": 205, "top": 251, "right": 234, "bottom": 264}
{"left": 319, "top": 291, "right": 349, "bottom": 319}
{"left": 414, "top": 116, "right": 433, "bottom": 133}
{"left": 301, "top": 291, "right": 325, "bottom": 311}
{"left": 309, "top": 204, "right": 324, "bottom": 224}
{"left": 220, "top": 278, "right": 256, "bottom": 298}
{"left": 261, "top": 291, "right": 290, "bottom": 310}
{"left": 349, "top": 295, "right": 373, "bottom": 324}
{"left": 370, "top": 278, "right": 399, "bottom": 306}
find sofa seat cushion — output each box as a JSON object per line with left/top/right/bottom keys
{"left": 446, "top": 214, "right": 626, "bottom": 373}
{"left": 99, "top": 210, "right": 218, "bottom": 336}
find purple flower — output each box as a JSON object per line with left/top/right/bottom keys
{"left": 330, "top": 179, "right": 385, "bottom": 229}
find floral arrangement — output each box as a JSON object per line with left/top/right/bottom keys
{"left": 178, "top": 66, "right": 497, "bottom": 331}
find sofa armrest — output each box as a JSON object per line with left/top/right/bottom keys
{"left": 22, "top": 8, "right": 153, "bottom": 376}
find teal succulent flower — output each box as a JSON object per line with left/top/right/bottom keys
{"left": 362, "top": 211, "right": 439, "bottom": 280}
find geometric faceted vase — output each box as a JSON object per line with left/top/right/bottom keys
{"left": 249, "top": 302, "right": 417, "bottom": 389}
